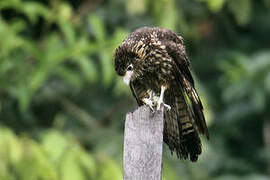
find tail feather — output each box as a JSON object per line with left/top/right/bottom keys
{"left": 164, "top": 84, "right": 202, "bottom": 161}
{"left": 181, "top": 131, "right": 201, "bottom": 162}
{"left": 183, "top": 78, "right": 209, "bottom": 139}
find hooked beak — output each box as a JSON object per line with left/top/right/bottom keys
{"left": 123, "top": 71, "right": 133, "bottom": 85}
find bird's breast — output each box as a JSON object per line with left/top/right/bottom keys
{"left": 141, "top": 68, "right": 174, "bottom": 94}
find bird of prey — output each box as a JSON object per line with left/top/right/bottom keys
{"left": 114, "top": 27, "right": 209, "bottom": 162}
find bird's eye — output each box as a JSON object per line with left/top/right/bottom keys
{"left": 127, "top": 64, "right": 133, "bottom": 71}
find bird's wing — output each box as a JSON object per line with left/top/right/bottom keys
{"left": 163, "top": 34, "right": 209, "bottom": 139}
{"left": 181, "top": 74, "right": 209, "bottom": 139}
{"left": 130, "top": 81, "right": 143, "bottom": 106}
{"left": 164, "top": 81, "right": 202, "bottom": 161}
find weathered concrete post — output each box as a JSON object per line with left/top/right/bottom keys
{"left": 123, "top": 105, "right": 164, "bottom": 180}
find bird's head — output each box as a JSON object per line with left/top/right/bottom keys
{"left": 114, "top": 44, "right": 143, "bottom": 85}
{"left": 114, "top": 27, "right": 173, "bottom": 85}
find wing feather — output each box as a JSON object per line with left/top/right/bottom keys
{"left": 130, "top": 81, "right": 143, "bottom": 106}
{"left": 164, "top": 34, "right": 209, "bottom": 139}
{"left": 182, "top": 76, "right": 209, "bottom": 139}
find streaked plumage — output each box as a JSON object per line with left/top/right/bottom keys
{"left": 114, "top": 27, "right": 209, "bottom": 162}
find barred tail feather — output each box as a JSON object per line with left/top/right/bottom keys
{"left": 176, "top": 90, "right": 202, "bottom": 162}
{"left": 164, "top": 86, "right": 202, "bottom": 162}
{"left": 183, "top": 78, "right": 209, "bottom": 139}
{"left": 181, "top": 131, "right": 201, "bottom": 162}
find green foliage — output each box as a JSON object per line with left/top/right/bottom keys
{"left": 0, "top": 126, "right": 123, "bottom": 180}
{"left": 197, "top": 0, "right": 226, "bottom": 12}
{"left": 0, "top": 0, "right": 128, "bottom": 112}
{"left": 227, "top": 0, "right": 252, "bottom": 25}
{"left": 219, "top": 51, "right": 270, "bottom": 112}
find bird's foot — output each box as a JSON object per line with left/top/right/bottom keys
{"left": 157, "top": 99, "right": 171, "bottom": 111}
{"left": 142, "top": 98, "right": 156, "bottom": 112}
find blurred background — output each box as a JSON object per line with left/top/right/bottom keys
{"left": 0, "top": 0, "right": 269, "bottom": 179}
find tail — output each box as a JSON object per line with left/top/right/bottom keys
{"left": 164, "top": 84, "right": 202, "bottom": 162}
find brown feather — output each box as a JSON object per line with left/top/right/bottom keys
{"left": 114, "top": 27, "right": 209, "bottom": 162}
{"left": 164, "top": 81, "right": 202, "bottom": 161}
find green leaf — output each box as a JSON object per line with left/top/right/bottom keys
{"left": 8, "top": 85, "right": 32, "bottom": 111}
{"left": 0, "top": 0, "right": 20, "bottom": 11}
{"left": 111, "top": 28, "right": 129, "bottom": 50}
{"left": 59, "top": 22, "right": 76, "bottom": 45}
{"left": 59, "top": 147, "right": 86, "bottom": 180}
{"left": 98, "top": 154, "right": 122, "bottom": 180}
{"left": 88, "top": 15, "right": 105, "bottom": 41}
{"left": 55, "top": 66, "right": 83, "bottom": 89}
{"left": 0, "top": 127, "right": 22, "bottom": 164}
{"left": 208, "top": 0, "right": 225, "bottom": 12}
{"left": 100, "top": 52, "right": 115, "bottom": 86}
{"left": 196, "top": 0, "right": 225, "bottom": 12}
{"left": 21, "top": 2, "right": 52, "bottom": 23}
{"left": 76, "top": 56, "right": 98, "bottom": 83}
{"left": 29, "top": 67, "right": 48, "bottom": 92}
{"left": 76, "top": 150, "right": 97, "bottom": 179}
{"left": 41, "top": 130, "right": 69, "bottom": 163}
{"left": 153, "top": 0, "right": 177, "bottom": 31}
{"left": 228, "top": 0, "right": 251, "bottom": 25}
{"left": 126, "top": 0, "right": 146, "bottom": 15}
{"left": 13, "top": 138, "right": 57, "bottom": 180}
{"left": 57, "top": 2, "right": 73, "bottom": 22}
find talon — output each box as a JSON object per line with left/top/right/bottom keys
{"left": 142, "top": 98, "right": 155, "bottom": 112}
{"left": 157, "top": 100, "right": 171, "bottom": 111}
{"left": 164, "top": 103, "right": 171, "bottom": 110}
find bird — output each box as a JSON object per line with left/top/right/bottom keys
{"left": 114, "top": 27, "right": 209, "bottom": 162}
